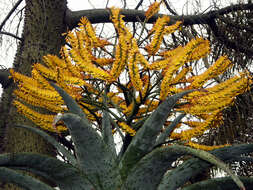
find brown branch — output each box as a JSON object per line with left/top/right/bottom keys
{"left": 0, "top": 0, "right": 24, "bottom": 32}
{"left": 65, "top": 3, "right": 253, "bottom": 29}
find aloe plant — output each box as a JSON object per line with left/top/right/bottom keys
{"left": 0, "top": 84, "right": 253, "bottom": 190}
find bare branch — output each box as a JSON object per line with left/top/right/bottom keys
{"left": 0, "top": 31, "right": 22, "bottom": 41}
{"left": 65, "top": 3, "right": 253, "bottom": 29}
{"left": 0, "top": 0, "right": 24, "bottom": 32}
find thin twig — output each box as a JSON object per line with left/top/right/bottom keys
{"left": 0, "top": 0, "right": 24, "bottom": 32}
{"left": 0, "top": 31, "right": 22, "bottom": 41}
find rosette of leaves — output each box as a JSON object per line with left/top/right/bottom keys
{"left": 1, "top": 84, "right": 253, "bottom": 190}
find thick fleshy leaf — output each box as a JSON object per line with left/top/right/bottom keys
{"left": 102, "top": 110, "right": 117, "bottom": 158}
{"left": 0, "top": 167, "right": 54, "bottom": 190}
{"left": 102, "top": 90, "right": 117, "bottom": 158}
{"left": 119, "top": 90, "right": 193, "bottom": 180}
{"left": 0, "top": 153, "right": 92, "bottom": 190}
{"left": 15, "top": 125, "right": 76, "bottom": 166}
{"left": 155, "top": 113, "right": 185, "bottom": 146}
{"left": 59, "top": 113, "right": 121, "bottom": 190}
{"left": 50, "top": 82, "right": 87, "bottom": 120}
{"left": 122, "top": 144, "right": 244, "bottom": 190}
{"left": 157, "top": 144, "right": 253, "bottom": 190}
{"left": 122, "top": 146, "right": 185, "bottom": 190}
{"left": 181, "top": 177, "right": 253, "bottom": 190}
{"left": 164, "top": 145, "right": 245, "bottom": 190}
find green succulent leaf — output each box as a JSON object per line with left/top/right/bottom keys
{"left": 122, "top": 146, "right": 185, "bottom": 190}
{"left": 15, "top": 124, "right": 77, "bottom": 166}
{"left": 155, "top": 113, "right": 185, "bottom": 146}
{"left": 0, "top": 153, "right": 92, "bottom": 190}
{"left": 59, "top": 113, "right": 121, "bottom": 190}
{"left": 168, "top": 145, "right": 245, "bottom": 190}
{"left": 0, "top": 167, "right": 55, "bottom": 190}
{"left": 50, "top": 82, "right": 87, "bottom": 120}
{"left": 102, "top": 89, "right": 117, "bottom": 158}
{"left": 119, "top": 90, "right": 193, "bottom": 180}
{"left": 181, "top": 177, "right": 253, "bottom": 190}
{"left": 158, "top": 144, "right": 253, "bottom": 190}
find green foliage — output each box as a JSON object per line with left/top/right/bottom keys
{"left": 1, "top": 84, "right": 253, "bottom": 190}
{"left": 0, "top": 84, "right": 253, "bottom": 190}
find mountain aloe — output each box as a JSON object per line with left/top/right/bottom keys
{"left": 1, "top": 85, "right": 253, "bottom": 189}
{"left": 4, "top": 3, "right": 253, "bottom": 190}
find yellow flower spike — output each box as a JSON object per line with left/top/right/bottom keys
{"left": 179, "top": 110, "right": 223, "bottom": 141}
{"left": 80, "top": 63, "right": 113, "bottom": 82}
{"left": 79, "top": 17, "right": 99, "bottom": 46}
{"left": 183, "top": 121, "right": 203, "bottom": 128}
{"left": 186, "top": 38, "right": 210, "bottom": 61}
{"left": 190, "top": 56, "right": 232, "bottom": 88}
{"left": 79, "top": 17, "right": 110, "bottom": 48}
{"left": 128, "top": 45, "right": 143, "bottom": 91}
{"left": 141, "top": 75, "right": 150, "bottom": 97}
{"left": 13, "top": 100, "right": 67, "bottom": 132}
{"left": 164, "top": 21, "right": 182, "bottom": 35}
{"left": 122, "top": 102, "right": 134, "bottom": 116}
{"left": 159, "top": 45, "right": 184, "bottom": 58}
{"left": 75, "top": 30, "right": 91, "bottom": 60}
{"left": 118, "top": 122, "right": 136, "bottom": 136}
{"left": 65, "top": 31, "right": 79, "bottom": 49}
{"left": 10, "top": 69, "right": 38, "bottom": 86}
{"left": 110, "top": 7, "right": 130, "bottom": 35}
{"left": 14, "top": 90, "right": 66, "bottom": 113}
{"left": 93, "top": 57, "right": 114, "bottom": 66}
{"left": 187, "top": 141, "right": 229, "bottom": 151}
{"left": 33, "top": 63, "right": 57, "bottom": 81}
{"left": 146, "top": 16, "right": 171, "bottom": 55}
{"left": 110, "top": 36, "right": 129, "bottom": 80}
{"left": 70, "top": 47, "right": 113, "bottom": 82}
{"left": 170, "top": 132, "right": 182, "bottom": 139}
{"left": 149, "top": 57, "right": 173, "bottom": 70}
{"left": 181, "top": 98, "right": 234, "bottom": 115}
{"left": 31, "top": 69, "right": 53, "bottom": 90}
{"left": 145, "top": 1, "right": 162, "bottom": 20}
{"left": 160, "top": 56, "right": 187, "bottom": 100}
{"left": 207, "top": 73, "right": 245, "bottom": 94}
{"left": 188, "top": 74, "right": 251, "bottom": 109}
{"left": 137, "top": 52, "right": 149, "bottom": 69}
{"left": 171, "top": 66, "right": 192, "bottom": 85}
{"left": 110, "top": 7, "right": 134, "bottom": 79}
{"left": 20, "top": 83, "right": 63, "bottom": 103}
{"left": 43, "top": 55, "right": 67, "bottom": 70}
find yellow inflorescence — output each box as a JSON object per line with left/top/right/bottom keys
{"left": 10, "top": 6, "right": 252, "bottom": 151}
{"left": 13, "top": 100, "right": 67, "bottom": 132}
{"left": 118, "top": 122, "right": 136, "bottom": 136}
{"left": 191, "top": 56, "right": 231, "bottom": 88}
{"left": 187, "top": 141, "right": 229, "bottom": 151}
{"left": 171, "top": 110, "right": 223, "bottom": 141}
{"left": 145, "top": 16, "right": 171, "bottom": 55}
{"left": 145, "top": 1, "right": 162, "bottom": 20}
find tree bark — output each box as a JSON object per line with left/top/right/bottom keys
{"left": 0, "top": 0, "right": 67, "bottom": 189}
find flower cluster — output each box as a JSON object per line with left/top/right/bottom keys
{"left": 10, "top": 5, "right": 252, "bottom": 150}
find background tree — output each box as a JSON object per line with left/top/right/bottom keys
{"left": 0, "top": 0, "right": 252, "bottom": 189}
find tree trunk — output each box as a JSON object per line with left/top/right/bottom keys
{"left": 0, "top": 0, "right": 67, "bottom": 189}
